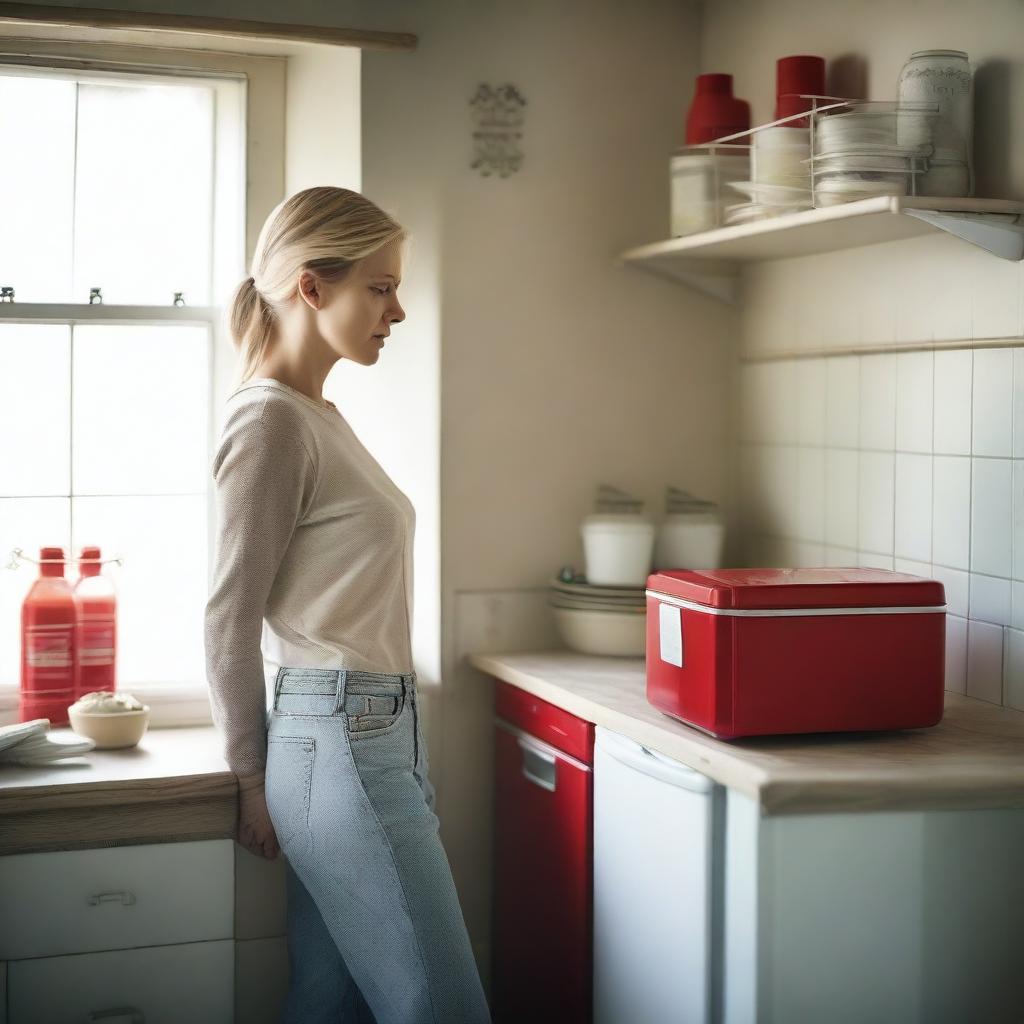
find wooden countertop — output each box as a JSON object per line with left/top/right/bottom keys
{"left": 0, "top": 725, "right": 237, "bottom": 855}
{"left": 469, "top": 650, "right": 1024, "bottom": 816}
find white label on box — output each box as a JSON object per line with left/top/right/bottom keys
{"left": 658, "top": 602, "right": 684, "bottom": 667}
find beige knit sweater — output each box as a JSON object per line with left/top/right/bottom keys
{"left": 204, "top": 377, "right": 416, "bottom": 778}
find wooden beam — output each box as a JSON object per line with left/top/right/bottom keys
{"left": 0, "top": 2, "right": 417, "bottom": 51}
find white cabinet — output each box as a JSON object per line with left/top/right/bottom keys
{"left": 0, "top": 839, "right": 233, "bottom": 959}
{"left": 593, "top": 727, "right": 722, "bottom": 1024}
{"left": 7, "top": 939, "right": 234, "bottom": 1023}
{"left": 724, "top": 791, "right": 1024, "bottom": 1024}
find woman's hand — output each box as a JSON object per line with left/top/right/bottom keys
{"left": 237, "top": 774, "right": 281, "bottom": 860}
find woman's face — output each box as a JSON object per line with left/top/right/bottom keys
{"left": 306, "top": 237, "right": 406, "bottom": 366}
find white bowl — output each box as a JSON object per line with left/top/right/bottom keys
{"left": 68, "top": 706, "right": 150, "bottom": 749}
{"left": 552, "top": 606, "right": 646, "bottom": 657}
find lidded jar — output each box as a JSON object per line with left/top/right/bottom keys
{"left": 653, "top": 488, "right": 726, "bottom": 570}
{"left": 580, "top": 485, "right": 655, "bottom": 586}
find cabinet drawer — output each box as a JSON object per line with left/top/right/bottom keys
{"left": 8, "top": 939, "right": 234, "bottom": 1024}
{"left": 0, "top": 840, "right": 233, "bottom": 960}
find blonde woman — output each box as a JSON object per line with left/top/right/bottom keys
{"left": 205, "top": 187, "right": 490, "bottom": 1024}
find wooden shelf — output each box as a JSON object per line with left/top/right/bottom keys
{"left": 619, "top": 196, "right": 1024, "bottom": 304}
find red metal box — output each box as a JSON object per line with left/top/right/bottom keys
{"left": 645, "top": 568, "right": 947, "bottom": 739}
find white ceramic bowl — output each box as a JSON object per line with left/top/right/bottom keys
{"left": 552, "top": 606, "right": 646, "bottom": 657}
{"left": 68, "top": 706, "right": 151, "bottom": 749}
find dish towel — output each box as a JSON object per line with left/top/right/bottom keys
{"left": 0, "top": 719, "right": 96, "bottom": 765}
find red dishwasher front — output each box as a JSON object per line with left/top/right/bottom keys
{"left": 492, "top": 679, "right": 595, "bottom": 1024}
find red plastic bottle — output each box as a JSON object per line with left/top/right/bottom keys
{"left": 20, "top": 546, "right": 77, "bottom": 725}
{"left": 73, "top": 545, "right": 117, "bottom": 700}
{"left": 685, "top": 73, "right": 751, "bottom": 145}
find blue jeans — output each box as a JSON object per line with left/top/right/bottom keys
{"left": 264, "top": 666, "right": 491, "bottom": 1024}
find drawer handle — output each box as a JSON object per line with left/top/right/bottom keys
{"left": 88, "top": 890, "right": 137, "bottom": 907}
{"left": 88, "top": 1007, "right": 144, "bottom": 1023}
{"left": 517, "top": 737, "right": 557, "bottom": 793}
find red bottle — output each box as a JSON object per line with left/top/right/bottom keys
{"left": 73, "top": 545, "right": 117, "bottom": 700}
{"left": 20, "top": 546, "right": 77, "bottom": 725}
{"left": 685, "top": 73, "right": 750, "bottom": 145}
{"left": 775, "top": 55, "right": 826, "bottom": 126}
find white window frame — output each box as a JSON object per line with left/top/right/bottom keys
{"left": 0, "top": 37, "right": 287, "bottom": 728}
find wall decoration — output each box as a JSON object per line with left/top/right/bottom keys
{"left": 470, "top": 83, "right": 526, "bottom": 177}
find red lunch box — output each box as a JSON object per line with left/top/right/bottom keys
{"left": 645, "top": 568, "right": 947, "bottom": 739}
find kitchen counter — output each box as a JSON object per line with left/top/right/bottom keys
{"left": 469, "top": 649, "right": 1024, "bottom": 816}
{"left": 0, "top": 725, "right": 236, "bottom": 855}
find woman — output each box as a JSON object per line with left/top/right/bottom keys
{"left": 204, "top": 186, "right": 491, "bottom": 1024}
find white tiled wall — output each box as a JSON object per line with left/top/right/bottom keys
{"left": 737, "top": 342, "right": 1024, "bottom": 709}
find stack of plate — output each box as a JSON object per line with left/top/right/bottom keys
{"left": 548, "top": 575, "right": 646, "bottom": 657}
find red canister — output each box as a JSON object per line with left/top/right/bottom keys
{"left": 685, "top": 73, "right": 750, "bottom": 144}
{"left": 646, "top": 568, "right": 946, "bottom": 739}
{"left": 775, "top": 55, "right": 826, "bottom": 125}
{"left": 20, "top": 546, "right": 77, "bottom": 725}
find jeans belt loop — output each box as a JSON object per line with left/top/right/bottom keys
{"left": 334, "top": 668, "right": 348, "bottom": 716}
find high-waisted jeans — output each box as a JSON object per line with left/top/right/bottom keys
{"left": 264, "top": 666, "right": 491, "bottom": 1024}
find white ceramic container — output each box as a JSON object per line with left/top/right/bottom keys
{"left": 653, "top": 512, "right": 726, "bottom": 570}
{"left": 581, "top": 514, "right": 656, "bottom": 586}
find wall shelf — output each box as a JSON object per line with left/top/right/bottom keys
{"left": 618, "top": 196, "right": 1024, "bottom": 304}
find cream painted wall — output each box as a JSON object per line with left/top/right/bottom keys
{"left": 359, "top": 0, "right": 735, "bottom": 978}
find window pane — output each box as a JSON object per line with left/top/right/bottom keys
{"left": 72, "top": 495, "right": 207, "bottom": 686}
{"left": 73, "top": 325, "right": 210, "bottom": 495}
{"left": 0, "top": 498, "right": 72, "bottom": 687}
{"left": 0, "top": 74, "right": 75, "bottom": 302}
{"left": 0, "top": 325, "right": 71, "bottom": 495}
{"left": 74, "top": 81, "right": 214, "bottom": 306}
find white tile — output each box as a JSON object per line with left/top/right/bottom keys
{"left": 858, "top": 451, "right": 895, "bottom": 554}
{"left": 932, "top": 456, "right": 972, "bottom": 570}
{"left": 859, "top": 354, "right": 897, "bottom": 451}
{"left": 894, "top": 453, "right": 932, "bottom": 563}
{"left": 971, "top": 348, "right": 1014, "bottom": 457}
{"left": 795, "top": 447, "right": 825, "bottom": 543}
{"left": 1014, "top": 460, "right": 1024, "bottom": 580}
{"left": 969, "top": 573, "right": 1012, "bottom": 626}
{"left": 1012, "top": 581, "right": 1024, "bottom": 630}
{"left": 933, "top": 349, "right": 973, "bottom": 455}
{"left": 764, "top": 360, "right": 798, "bottom": 445}
{"left": 791, "top": 542, "right": 825, "bottom": 567}
{"left": 858, "top": 550, "right": 894, "bottom": 569}
{"left": 796, "top": 359, "right": 826, "bottom": 446}
{"left": 1005, "top": 628, "right": 1024, "bottom": 711}
{"left": 944, "top": 614, "right": 967, "bottom": 693}
{"left": 739, "top": 363, "right": 764, "bottom": 443}
{"left": 966, "top": 619, "right": 1004, "bottom": 704}
{"left": 971, "top": 247, "right": 1021, "bottom": 340}
{"left": 824, "top": 449, "right": 858, "bottom": 549}
{"left": 1013, "top": 349, "right": 1024, "bottom": 457}
{"left": 931, "top": 564, "right": 969, "bottom": 617}
{"left": 894, "top": 557, "right": 931, "bottom": 578}
{"left": 895, "top": 350, "right": 933, "bottom": 454}
{"left": 824, "top": 545, "right": 858, "bottom": 567}
{"left": 970, "top": 458, "right": 1013, "bottom": 577}
{"left": 825, "top": 356, "right": 859, "bottom": 449}
{"left": 761, "top": 445, "right": 799, "bottom": 536}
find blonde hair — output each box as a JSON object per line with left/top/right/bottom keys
{"left": 228, "top": 186, "right": 405, "bottom": 382}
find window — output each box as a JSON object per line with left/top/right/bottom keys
{"left": 0, "top": 61, "right": 247, "bottom": 720}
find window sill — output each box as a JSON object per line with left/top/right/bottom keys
{"left": 0, "top": 685, "right": 214, "bottom": 729}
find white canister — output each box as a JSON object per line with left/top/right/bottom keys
{"left": 581, "top": 514, "right": 656, "bottom": 586}
{"left": 670, "top": 150, "right": 750, "bottom": 236}
{"left": 897, "top": 49, "right": 973, "bottom": 195}
{"left": 653, "top": 511, "right": 726, "bottom": 570}
{"left": 752, "top": 126, "right": 810, "bottom": 188}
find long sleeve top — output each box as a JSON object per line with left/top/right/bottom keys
{"left": 204, "top": 377, "right": 416, "bottom": 778}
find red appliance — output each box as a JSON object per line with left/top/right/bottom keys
{"left": 685, "top": 73, "right": 750, "bottom": 144}
{"left": 646, "top": 568, "right": 946, "bottom": 739}
{"left": 492, "top": 680, "right": 594, "bottom": 1024}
